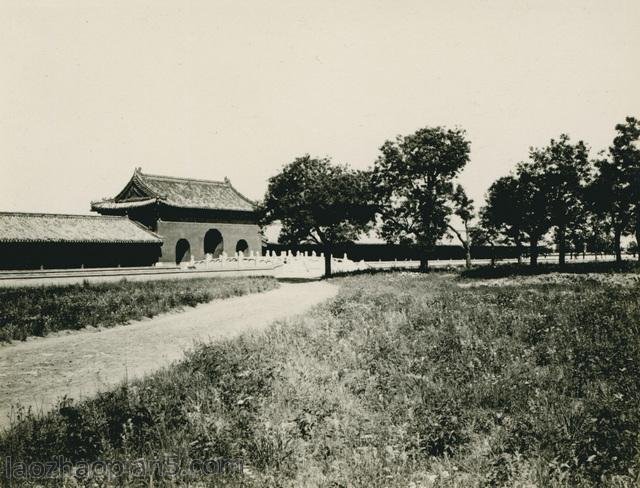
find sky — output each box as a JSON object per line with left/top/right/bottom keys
{"left": 1, "top": 0, "right": 639, "bottom": 216}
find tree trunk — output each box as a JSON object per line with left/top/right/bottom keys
{"left": 636, "top": 210, "right": 640, "bottom": 262}
{"left": 419, "top": 256, "right": 429, "bottom": 272}
{"left": 464, "top": 245, "right": 471, "bottom": 269}
{"left": 490, "top": 243, "right": 496, "bottom": 267}
{"left": 464, "top": 222, "right": 472, "bottom": 269}
{"left": 530, "top": 238, "right": 539, "bottom": 266}
{"left": 324, "top": 248, "right": 332, "bottom": 277}
{"left": 516, "top": 240, "right": 523, "bottom": 265}
{"left": 558, "top": 225, "right": 566, "bottom": 266}
{"left": 614, "top": 228, "right": 622, "bottom": 264}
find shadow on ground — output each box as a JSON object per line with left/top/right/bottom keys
{"left": 326, "top": 266, "right": 461, "bottom": 279}
{"left": 460, "top": 260, "right": 640, "bottom": 280}
{"left": 276, "top": 277, "right": 323, "bottom": 284}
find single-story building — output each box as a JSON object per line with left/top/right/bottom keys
{"left": 91, "top": 168, "right": 261, "bottom": 264}
{"left": 0, "top": 212, "right": 162, "bottom": 269}
{"left": 0, "top": 169, "right": 261, "bottom": 270}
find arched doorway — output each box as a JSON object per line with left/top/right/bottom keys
{"left": 204, "top": 229, "right": 224, "bottom": 258}
{"left": 175, "top": 239, "right": 191, "bottom": 264}
{"left": 235, "top": 239, "right": 249, "bottom": 256}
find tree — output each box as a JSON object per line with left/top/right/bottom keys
{"left": 471, "top": 208, "right": 502, "bottom": 266}
{"left": 259, "top": 155, "right": 375, "bottom": 277}
{"left": 586, "top": 117, "right": 640, "bottom": 264}
{"left": 588, "top": 156, "right": 633, "bottom": 263}
{"left": 483, "top": 165, "right": 551, "bottom": 266}
{"left": 584, "top": 214, "right": 614, "bottom": 258}
{"left": 529, "top": 135, "right": 591, "bottom": 266}
{"left": 566, "top": 218, "right": 589, "bottom": 259}
{"left": 371, "top": 126, "right": 471, "bottom": 271}
{"left": 482, "top": 175, "right": 527, "bottom": 264}
{"left": 610, "top": 117, "right": 640, "bottom": 261}
{"left": 514, "top": 162, "right": 552, "bottom": 266}
{"left": 448, "top": 184, "right": 474, "bottom": 268}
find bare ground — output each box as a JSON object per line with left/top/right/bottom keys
{"left": 0, "top": 280, "right": 338, "bottom": 427}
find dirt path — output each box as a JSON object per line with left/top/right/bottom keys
{"left": 0, "top": 280, "right": 338, "bottom": 427}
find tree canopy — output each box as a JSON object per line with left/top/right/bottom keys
{"left": 260, "top": 116, "right": 639, "bottom": 270}
{"left": 481, "top": 118, "right": 638, "bottom": 266}
{"left": 528, "top": 134, "right": 591, "bottom": 265}
{"left": 371, "top": 125, "right": 470, "bottom": 270}
{"left": 585, "top": 118, "right": 640, "bottom": 263}
{"left": 482, "top": 175, "right": 527, "bottom": 263}
{"left": 259, "top": 155, "right": 374, "bottom": 276}
{"left": 482, "top": 163, "right": 552, "bottom": 266}
{"left": 611, "top": 117, "right": 640, "bottom": 260}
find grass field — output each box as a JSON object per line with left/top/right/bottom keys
{"left": 1, "top": 270, "right": 638, "bottom": 486}
{"left": 0, "top": 276, "right": 279, "bottom": 342}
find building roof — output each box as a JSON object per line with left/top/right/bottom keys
{"left": 91, "top": 168, "right": 256, "bottom": 212}
{"left": 0, "top": 212, "right": 162, "bottom": 244}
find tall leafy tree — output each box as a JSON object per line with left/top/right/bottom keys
{"left": 448, "top": 184, "right": 474, "bottom": 268}
{"left": 582, "top": 207, "right": 616, "bottom": 257}
{"left": 587, "top": 117, "right": 640, "bottom": 263}
{"left": 472, "top": 208, "right": 503, "bottom": 266}
{"left": 259, "top": 155, "right": 375, "bottom": 276}
{"left": 566, "top": 219, "right": 589, "bottom": 259}
{"left": 611, "top": 116, "right": 640, "bottom": 260}
{"left": 482, "top": 175, "right": 527, "bottom": 264}
{"left": 529, "top": 135, "right": 591, "bottom": 266}
{"left": 514, "top": 162, "right": 552, "bottom": 266}
{"left": 371, "top": 126, "right": 470, "bottom": 270}
{"left": 588, "top": 156, "right": 634, "bottom": 263}
{"left": 483, "top": 165, "right": 550, "bottom": 266}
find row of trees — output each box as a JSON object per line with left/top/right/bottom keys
{"left": 481, "top": 117, "right": 640, "bottom": 266}
{"left": 260, "top": 116, "right": 640, "bottom": 276}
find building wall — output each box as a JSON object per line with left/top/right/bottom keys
{"left": 262, "top": 243, "right": 524, "bottom": 261}
{"left": 0, "top": 242, "right": 162, "bottom": 270}
{"left": 156, "top": 220, "right": 261, "bottom": 264}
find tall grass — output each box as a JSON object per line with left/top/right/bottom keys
{"left": 1, "top": 273, "right": 638, "bottom": 486}
{"left": 0, "top": 276, "right": 278, "bottom": 342}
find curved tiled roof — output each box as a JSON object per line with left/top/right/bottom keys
{"left": 0, "top": 212, "right": 162, "bottom": 244}
{"left": 92, "top": 198, "right": 158, "bottom": 210}
{"left": 92, "top": 169, "right": 255, "bottom": 212}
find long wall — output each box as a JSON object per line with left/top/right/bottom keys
{"left": 156, "top": 220, "right": 261, "bottom": 264}
{"left": 0, "top": 242, "right": 161, "bottom": 270}
{"left": 262, "top": 243, "right": 525, "bottom": 261}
